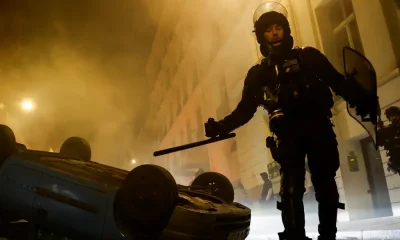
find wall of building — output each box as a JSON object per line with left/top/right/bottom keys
{"left": 142, "top": 0, "right": 274, "bottom": 185}
{"left": 309, "top": 0, "right": 400, "bottom": 219}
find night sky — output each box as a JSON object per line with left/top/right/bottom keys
{"left": 0, "top": 0, "right": 162, "bottom": 165}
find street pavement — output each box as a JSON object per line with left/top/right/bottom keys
{"left": 248, "top": 211, "right": 400, "bottom": 240}
{"left": 1, "top": 213, "right": 400, "bottom": 239}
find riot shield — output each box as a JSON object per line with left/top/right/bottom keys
{"left": 343, "top": 46, "right": 381, "bottom": 149}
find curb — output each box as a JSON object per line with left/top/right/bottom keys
{"left": 248, "top": 229, "right": 400, "bottom": 240}
{"left": 246, "top": 229, "right": 400, "bottom": 240}
{"left": 336, "top": 229, "right": 400, "bottom": 240}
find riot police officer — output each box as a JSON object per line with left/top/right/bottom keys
{"left": 204, "top": 2, "right": 375, "bottom": 240}
{"left": 378, "top": 106, "right": 400, "bottom": 174}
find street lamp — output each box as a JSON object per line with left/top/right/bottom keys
{"left": 20, "top": 99, "right": 35, "bottom": 112}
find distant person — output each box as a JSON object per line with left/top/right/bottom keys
{"left": 259, "top": 172, "right": 273, "bottom": 205}
{"left": 378, "top": 106, "right": 400, "bottom": 174}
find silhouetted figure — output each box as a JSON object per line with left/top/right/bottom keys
{"left": 204, "top": 2, "right": 376, "bottom": 239}
{"left": 259, "top": 172, "right": 273, "bottom": 205}
{"left": 378, "top": 106, "right": 400, "bottom": 174}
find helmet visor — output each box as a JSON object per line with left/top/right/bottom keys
{"left": 253, "top": 1, "right": 288, "bottom": 25}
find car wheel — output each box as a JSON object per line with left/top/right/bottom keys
{"left": 59, "top": 137, "right": 91, "bottom": 162}
{"left": 0, "top": 125, "right": 17, "bottom": 164}
{"left": 191, "top": 172, "right": 235, "bottom": 203}
{"left": 0, "top": 213, "right": 22, "bottom": 224}
{"left": 114, "top": 164, "right": 178, "bottom": 238}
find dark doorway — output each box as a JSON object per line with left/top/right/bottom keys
{"left": 360, "top": 137, "right": 393, "bottom": 217}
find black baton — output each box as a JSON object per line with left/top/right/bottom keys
{"left": 153, "top": 133, "right": 236, "bottom": 157}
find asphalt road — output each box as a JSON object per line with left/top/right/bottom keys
{"left": 248, "top": 213, "right": 400, "bottom": 240}
{"left": 2, "top": 214, "right": 400, "bottom": 239}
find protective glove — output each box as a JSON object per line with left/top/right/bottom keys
{"left": 350, "top": 96, "right": 379, "bottom": 124}
{"left": 378, "top": 120, "right": 384, "bottom": 129}
{"left": 204, "top": 118, "right": 229, "bottom": 138}
{"left": 387, "top": 162, "right": 400, "bottom": 175}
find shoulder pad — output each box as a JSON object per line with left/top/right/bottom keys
{"left": 298, "top": 46, "right": 325, "bottom": 62}
{"left": 301, "top": 46, "right": 322, "bottom": 54}
{"left": 249, "top": 63, "right": 262, "bottom": 73}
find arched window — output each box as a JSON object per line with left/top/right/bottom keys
{"left": 176, "top": 89, "right": 182, "bottom": 116}
{"left": 186, "top": 119, "right": 192, "bottom": 142}
{"left": 196, "top": 107, "right": 203, "bottom": 140}
{"left": 182, "top": 80, "right": 188, "bottom": 105}
{"left": 192, "top": 61, "right": 199, "bottom": 89}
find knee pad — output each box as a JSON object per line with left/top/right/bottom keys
{"left": 277, "top": 176, "right": 305, "bottom": 211}
{"left": 280, "top": 184, "right": 305, "bottom": 199}
{"left": 281, "top": 174, "right": 305, "bottom": 191}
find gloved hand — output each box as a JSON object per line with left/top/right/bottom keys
{"left": 387, "top": 162, "right": 400, "bottom": 175}
{"left": 352, "top": 96, "right": 379, "bottom": 124}
{"left": 378, "top": 120, "right": 384, "bottom": 129}
{"left": 204, "top": 118, "right": 228, "bottom": 138}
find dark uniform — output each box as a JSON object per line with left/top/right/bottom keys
{"left": 204, "top": 8, "right": 373, "bottom": 240}
{"left": 378, "top": 106, "right": 400, "bottom": 174}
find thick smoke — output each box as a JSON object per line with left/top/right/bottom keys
{"left": 0, "top": 0, "right": 161, "bottom": 167}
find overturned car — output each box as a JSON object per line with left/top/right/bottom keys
{"left": 0, "top": 125, "right": 251, "bottom": 240}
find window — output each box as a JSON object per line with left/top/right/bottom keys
{"left": 230, "top": 141, "right": 237, "bottom": 153}
{"left": 192, "top": 63, "right": 199, "bottom": 89}
{"left": 316, "top": 0, "right": 364, "bottom": 101}
{"left": 176, "top": 39, "right": 184, "bottom": 65}
{"left": 176, "top": 90, "right": 182, "bottom": 116}
{"left": 182, "top": 81, "right": 188, "bottom": 105}
{"left": 316, "top": 0, "right": 364, "bottom": 71}
{"left": 182, "top": 24, "right": 193, "bottom": 53}
{"left": 380, "top": 0, "right": 400, "bottom": 68}
{"left": 180, "top": 130, "right": 184, "bottom": 145}
{"left": 165, "top": 68, "right": 171, "bottom": 82}
{"left": 196, "top": 108, "right": 203, "bottom": 140}
{"left": 186, "top": 120, "right": 191, "bottom": 142}
{"left": 209, "top": 24, "right": 222, "bottom": 62}
{"left": 171, "top": 103, "right": 175, "bottom": 126}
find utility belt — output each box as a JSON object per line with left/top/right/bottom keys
{"left": 267, "top": 107, "right": 332, "bottom": 136}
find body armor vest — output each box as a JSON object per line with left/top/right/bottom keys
{"left": 258, "top": 48, "right": 334, "bottom": 133}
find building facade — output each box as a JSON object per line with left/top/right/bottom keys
{"left": 137, "top": 0, "right": 400, "bottom": 221}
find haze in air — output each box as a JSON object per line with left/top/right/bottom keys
{"left": 0, "top": 0, "right": 163, "bottom": 167}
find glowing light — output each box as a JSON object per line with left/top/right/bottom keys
{"left": 21, "top": 99, "right": 35, "bottom": 112}
{"left": 131, "top": 159, "right": 137, "bottom": 164}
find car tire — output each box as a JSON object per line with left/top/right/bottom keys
{"left": 59, "top": 137, "right": 91, "bottom": 162}
{"left": 0, "top": 213, "right": 22, "bottom": 224}
{"left": 191, "top": 172, "right": 235, "bottom": 203}
{"left": 0, "top": 124, "right": 17, "bottom": 164}
{"left": 114, "top": 164, "right": 178, "bottom": 238}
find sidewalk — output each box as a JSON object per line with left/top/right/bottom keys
{"left": 248, "top": 214, "right": 400, "bottom": 240}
